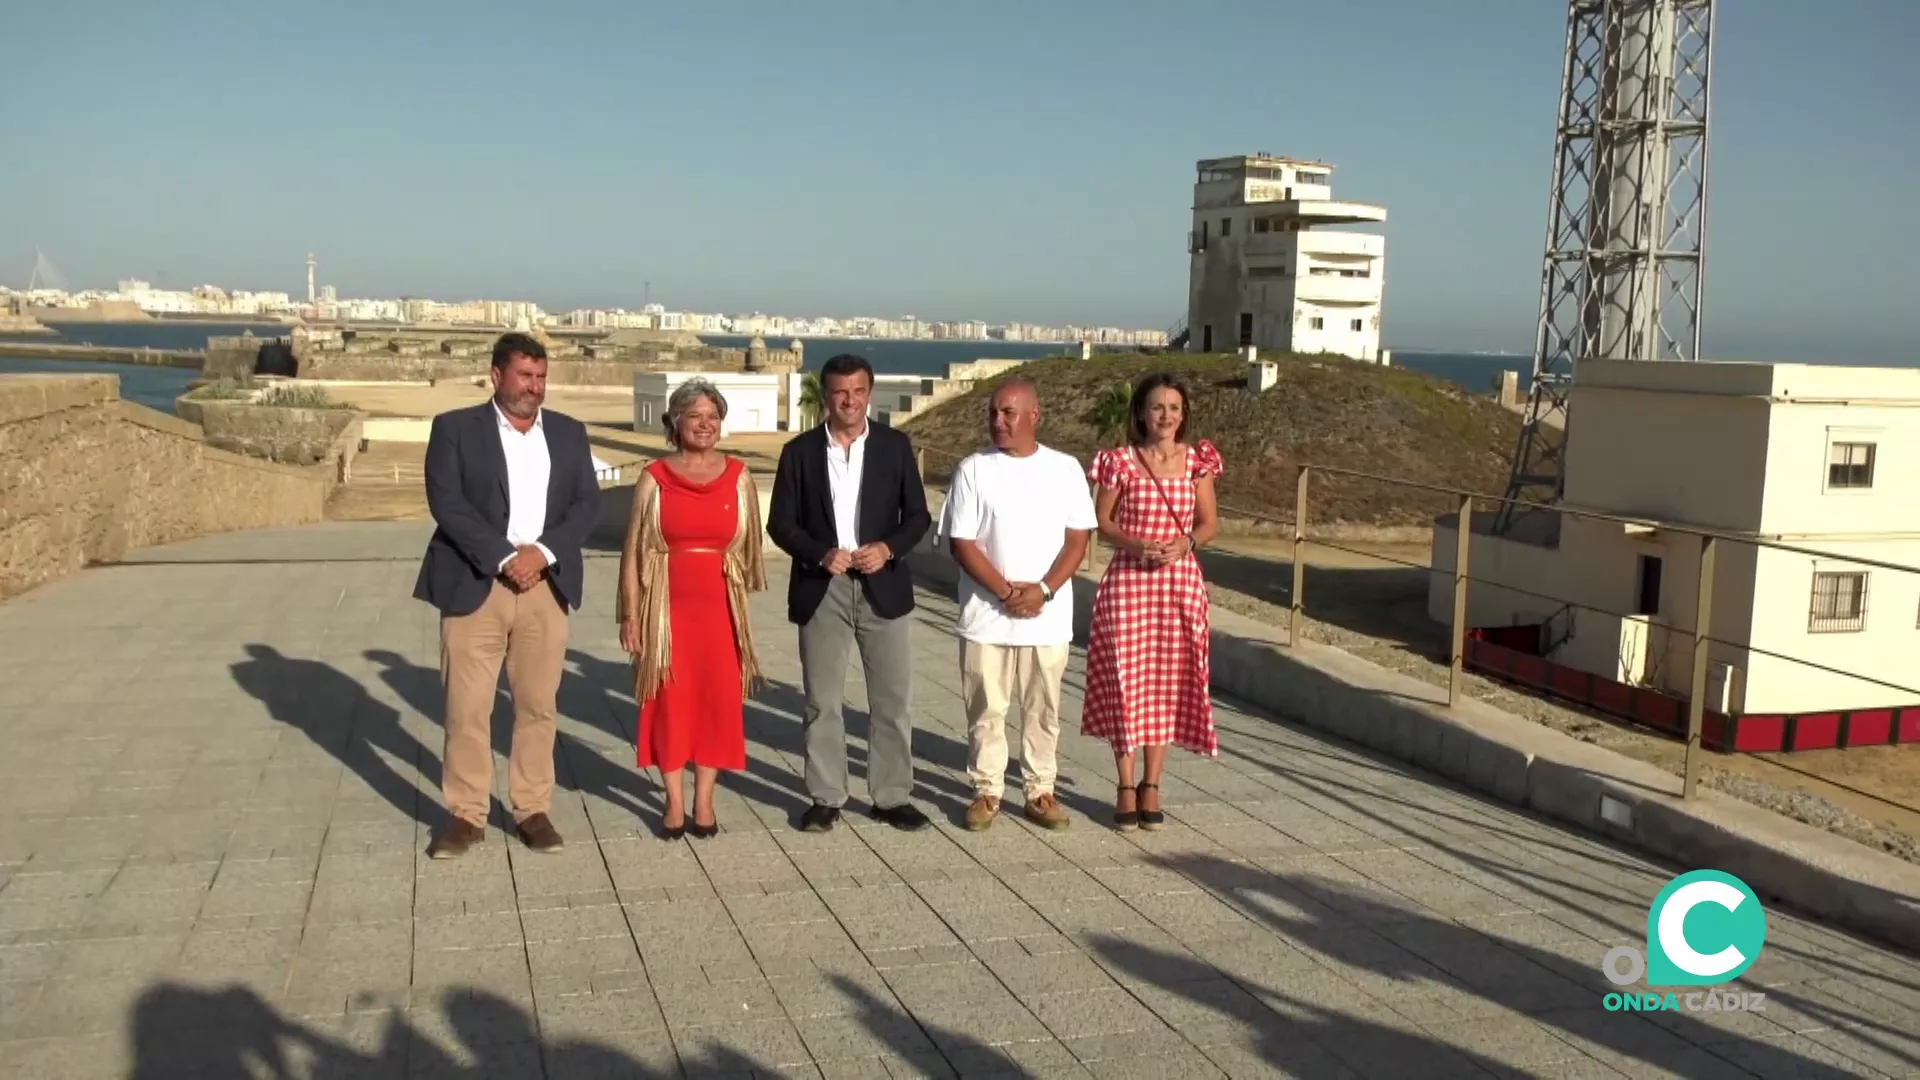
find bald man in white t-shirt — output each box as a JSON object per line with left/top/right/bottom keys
{"left": 941, "top": 378, "right": 1095, "bottom": 831}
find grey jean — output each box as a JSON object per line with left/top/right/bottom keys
{"left": 798, "top": 573, "right": 916, "bottom": 809}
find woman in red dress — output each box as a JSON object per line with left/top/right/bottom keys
{"left": 1083, "top": 373, "right": 1222, "bottom": 831}
{"left": 617, "top": 379, "right": 765, "bottom": 839}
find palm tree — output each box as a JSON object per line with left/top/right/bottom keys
{"left": 799, "top": 372, "right": 823, "bottom": 428}
{"left": 1090, "top": 380, "right": 1133, "bottom": 445}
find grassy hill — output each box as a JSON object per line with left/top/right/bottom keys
{"left": 900, "top": 352, "right": 1526, "bottom": 529}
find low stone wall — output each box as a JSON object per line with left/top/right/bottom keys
{"left": 0, "top": 374, "right": 331, "bottom": 601}
{"left": 176, "top": 395, "right": 362, "bottom": 468}
{"left": 202, "top": 335, "right": 296, "bottom": 380}
{"left": 0, "top": 313, "right": 54, "bottom": 335}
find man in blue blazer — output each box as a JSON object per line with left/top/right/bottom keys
{"left": 413, "top": 332, "right": 601, "bottom": 859}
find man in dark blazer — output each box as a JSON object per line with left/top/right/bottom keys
{"left": 768, "top": 353, "right": 932, "bottom": 832}
{"left": 413, "top": 331, "right": 601, "bottom": 859}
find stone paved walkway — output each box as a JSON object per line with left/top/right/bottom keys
{"left": 0, "top": 523, "right": 1915, "bottom": 1079}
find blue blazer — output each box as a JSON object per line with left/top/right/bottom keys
{"left": 411, "top": 402, "right": 601, "bottom": 617}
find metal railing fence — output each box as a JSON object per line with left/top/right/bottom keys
{"left": 908, "top": 442, "right": 1920, "bottom": 800}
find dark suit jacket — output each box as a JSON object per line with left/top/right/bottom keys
{"left": 412, "top": 402, "right": 602, "bottom": 617}
{"left": 767, "top": 422, "right": 931, "bottom": 625}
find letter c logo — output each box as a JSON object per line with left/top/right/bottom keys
{"left": 1645, "top": 870, "right": 1768, "bottom": 988}
{"left": 1658, "top": 879, "right": 1748, "bottom": 978}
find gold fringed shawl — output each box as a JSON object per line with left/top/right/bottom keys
{"left": 616, "top": 462, "right": 767, "bottom": 707}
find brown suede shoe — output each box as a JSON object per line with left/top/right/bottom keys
{"left": 427, "top": 817, "right": 485, "bottom": 860}
{"left": 1023, "top": 792, "right": 1070, "bottom": 830}
{"left": 517, "top": 813, "right": 565, "bottom": 853}
{"left": 964, "top": 795, "right": 1001, "bottom": 832}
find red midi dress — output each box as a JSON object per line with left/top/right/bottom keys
{"left": 636, "top": 457, "right": 748, "bottom": 772}
{"left": 1081, "top": 441, "right": 1222, "bottom": 757}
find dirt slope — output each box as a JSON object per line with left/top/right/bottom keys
{"left": 901, "top": 352, "right": 1525, "bottom": 527}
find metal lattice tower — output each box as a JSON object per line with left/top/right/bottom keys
{"left": 1495, "top": 0, "right": 1716, "bottom": 534}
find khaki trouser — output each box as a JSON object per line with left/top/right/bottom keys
{"left": 960, "top": 640, "right": 1070, "bottom": 800}
{"left": 440, "top": 580, "right": 568, "bottom": 827}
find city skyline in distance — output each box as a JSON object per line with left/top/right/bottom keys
{"left": 5, "top": 252, "right": 1169, "bottom": 345}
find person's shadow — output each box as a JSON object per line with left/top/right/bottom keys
{"left": 361, "top": 648, "right": 659, "bottom": 832}
{"left": 128, "top": 983, "right": 762, "bottom": 1079}
{"left": 568, "top": 648, "right": 984, "bottom": 825}
{"left": 229, "top": 644, "right": 433, "bottom": 824}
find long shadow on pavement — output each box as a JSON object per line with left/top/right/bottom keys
{"left": 566, "top": 649, "right": 982, "bottom": 825}
{"left": 128, "top": 983, "right": 762, "bottom": 1079}
{"left": 1089, "top": 851, "right": 1903, "bottom": 1078}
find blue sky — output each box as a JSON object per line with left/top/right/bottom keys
{"left": 4, "top": 1, "right": 1914, "bottom": 358}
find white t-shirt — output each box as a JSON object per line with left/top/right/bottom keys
{"left": 941, "top": 444, "right": 1097, "bottom": 646}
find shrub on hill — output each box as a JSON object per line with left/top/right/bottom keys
{"left": 900, "top": 352, "right": 1525, "bottom": 528}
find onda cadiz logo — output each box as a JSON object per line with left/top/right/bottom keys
{"left": 1600, "top": 870, "right": 1770, "bottom": 1013}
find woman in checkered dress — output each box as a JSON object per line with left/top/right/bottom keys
{"left": 1082, "top": 373, "right": 1222, "bottom": 831}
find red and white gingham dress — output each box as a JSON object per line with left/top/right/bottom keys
{"left": 1081, "top": 441, "right": 1222, "bottom": 756}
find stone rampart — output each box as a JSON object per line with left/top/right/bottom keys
{"left": 203, "top": 334, "right": 297, "bottom": 380}
{"left": 175, "top": 395, "right": 362, "bottom": 469}
{"left": 0, "top": 374, "right": 332, "bottom": 601}
{"left": 0, "top": 313, "right": 54, "bottom": 335}
{"left": 296, "top": 351, "right": 758, "bottom": 385}
{"left": 280, "top": 323, "right": 785, "bottom": 385}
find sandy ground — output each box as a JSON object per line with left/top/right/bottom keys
{"left": 324, "top": 421, "right": 1920, "bottom": 863}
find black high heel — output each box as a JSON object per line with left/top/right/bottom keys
{"left": 1137, "top": 782, "right": 1164, "bottom": 831}
{"left": 689, "top": 811, "right": 719, "bottom": 839}
{"left": 1114, "top": 785, "right": 1139, "bottom": 832}
{"left": 660, "top": 811, "right": 686, "bottom": 841}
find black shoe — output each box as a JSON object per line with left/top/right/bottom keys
{"left": 659, "top": 811, "right": 685, "bottom": 841}
{"left": 689, "top": 816, "right": 719, "bottom": 840}
{"left": 798, "top": 804, "right": 841, "bottom": 832}
{"left": 1137, "top": 782, "right": 1165, "bottom": 831}
{"left": 870, "top": 802, "right": 930, "bottom": 832}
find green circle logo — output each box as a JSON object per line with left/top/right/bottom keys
{"left": 1645, "top": 869, "right": 1767, "bottom": 987}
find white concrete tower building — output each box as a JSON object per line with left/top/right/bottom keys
{"left": 306, "top": 253, "right": 316, "bottom": 306}
{"left": 1185, "top": 154, "right": 1387, "bottom": 361}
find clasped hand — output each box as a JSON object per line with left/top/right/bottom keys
{"left": 823, "top": 543, "right": 890, "bottom": 575}
{"left": 1001, "top": 583, "right": 1045, "bottom": 618}
{"left": 1130, "top": 536, "right": 1192, "bottom": 567}
{"left": 501, "top": 545, "right": 548, "bottom": 591}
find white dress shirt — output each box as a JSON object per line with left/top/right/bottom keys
{"left": 494, "top": 403, "right": 556, "bottom": 572}
{"left": 825, "top": 423, "right": 869, "bottom": 552}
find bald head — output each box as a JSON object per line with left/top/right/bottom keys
{"left": 987, "top": 377, "right": 1040, "bottom": 455}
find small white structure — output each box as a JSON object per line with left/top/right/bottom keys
{"left": 633, "top": 372, "right": 782, "bottom": 437}
{"left": 1186, "top": 154, "right": 1387, "bottom": 362}
{"left": 1435, "top": 359, "right": 1920, "bottom": 716}
{"left": 783, "top": 371, "right": 808, "bottom": 431}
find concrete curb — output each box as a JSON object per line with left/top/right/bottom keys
{"left": 905, "top": 540, "right": 1920, "bottom": 955}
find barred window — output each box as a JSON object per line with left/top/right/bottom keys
{"left": 1809, "top": 571, "right": 1868, "bottom": 633}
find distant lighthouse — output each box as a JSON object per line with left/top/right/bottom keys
{"left": 306, "top": 253, "right": 316, "bottom": 305}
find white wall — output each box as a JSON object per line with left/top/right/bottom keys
{"left": 1455, "top": 360, "right": 1920, "bottom": 717}
{"left": 633, "top": 372, "right": 783, "bottom": 437}
{"left": 1757, "top": 396, "right": 1920, "bottom": 537}
{"left": 1744, "top": 539, "right": 1920, "bottom": 713}
{"left": 1562, "top": 375, "right": 1772, "bottom": 530}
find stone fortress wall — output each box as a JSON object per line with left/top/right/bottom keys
{"left": 203, "top": 325, "right": 804, "bottom": 386}
{"left": 0, "top": 374, "right": 341, "bottom": 600}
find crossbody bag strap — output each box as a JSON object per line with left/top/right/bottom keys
{"left": 1133, "top": 447, "right": 1193, "bottom": 535}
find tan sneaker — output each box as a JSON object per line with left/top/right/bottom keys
{"left": 964, "top": 795, "right": 1001, "bottom": 831}
{"left": 1024, "top": 792, "right": 1070, "bottom": 830}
